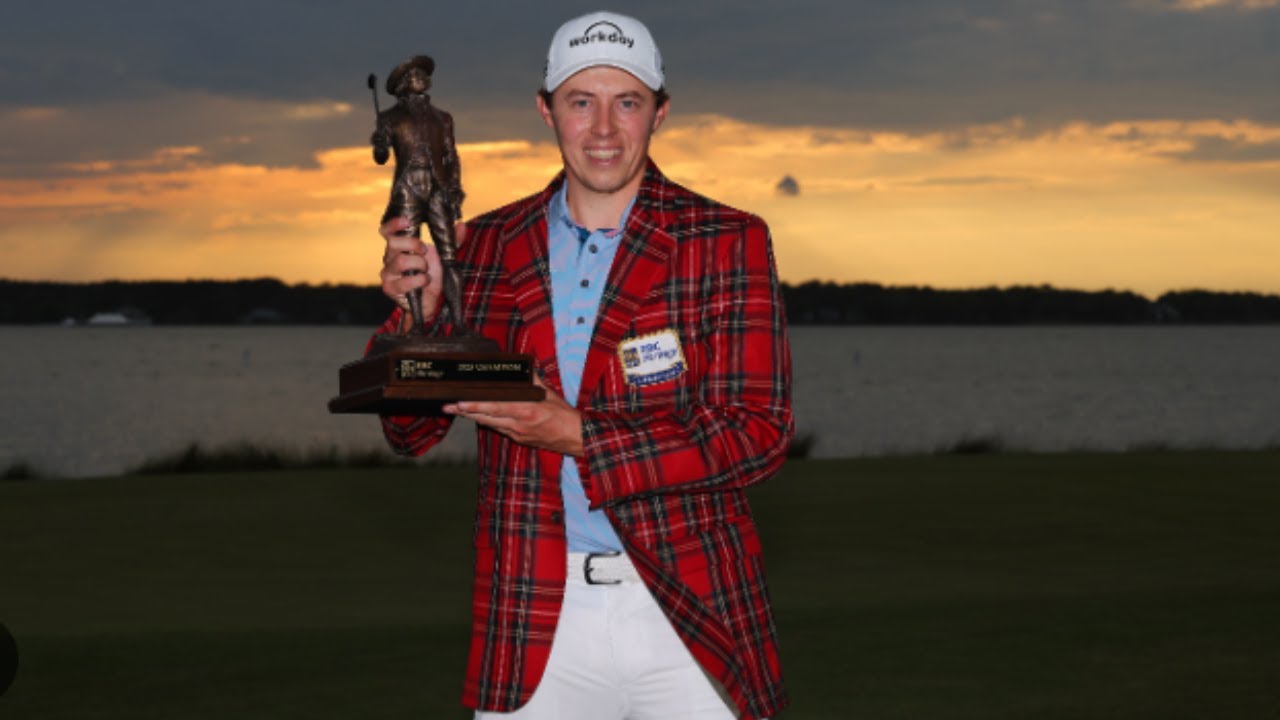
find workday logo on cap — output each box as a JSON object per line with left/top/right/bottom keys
{"left": 569, "top": 20, "right": 635, "bottom": 50}
{"left": 543, "top": 11, "right": 664, "bottom": 92}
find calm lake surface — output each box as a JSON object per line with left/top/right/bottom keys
{"left": 2, "top": 326, "right": 1278, "bottom": 478}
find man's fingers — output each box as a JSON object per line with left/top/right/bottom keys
{"left": 443, "top": 391, "right": 581, "bottom": 457}
{"left": 378, "top": 221, "right": 445, "bottom": 318}
{"left": 384, "top": 240, "right": 438, "bottom": 277}
{"left": 380, "top": 217, "right": 414, "bottom": 240}
{"left": 384, "top": 237, "right": 428, "bottom": 262}
{"left": 446, "top": 402, "right": 543, "bottom": 437}
{"left": 445, "top": 407, "right": 521, "bottom": 440}
{"left": 383, "top": 267, "right": 428, "bottom": 300}
{"left": 388, "top": 251, "right": 428, "bottom": 275}
{"left": 450, "top": 401, "right": 535, "bottom": 418}
{"left": 380, "top": 258, "right": 428, "bottom": 305}
{"left": 395, "top": 272, "right": 427, "bottom": 294}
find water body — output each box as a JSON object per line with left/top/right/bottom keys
{"left": 1, "top": 326, "right": 1277, "bottom": 478}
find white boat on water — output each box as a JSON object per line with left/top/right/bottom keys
{"left": 86, "top": 307, "right": 152, "bottom": 326}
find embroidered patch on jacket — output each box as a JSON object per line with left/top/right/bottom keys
{"left": 618, "top": 330, "right": 687, "bottom": 387}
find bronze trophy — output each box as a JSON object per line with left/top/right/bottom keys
{"left": 329, "top": 55, "right": 543, "bottom": 414}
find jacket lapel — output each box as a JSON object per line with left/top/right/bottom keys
{"left": 498, "top": 182, "right": 564, "bottom": 399}
{"left": 576, "top": 166, "right": 677, "bottom": 407}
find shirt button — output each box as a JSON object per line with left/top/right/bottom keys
{"left": 550, "top": 510, "right": 563, "bottom": 524}
{"left": 588, "top": 244, "right": 598, "bottom": 253}
{"left": 580, "top": 279, "right": 589, "bottom": 288}
{"left": 576, "top": 317, "right": 585, "bottom": 325}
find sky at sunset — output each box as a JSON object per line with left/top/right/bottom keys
{"left": 2, "top": 0, "right": 1279, "bottom": 296}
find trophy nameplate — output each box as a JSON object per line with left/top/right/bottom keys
{"left": 329, "top": 335, "right": 543, "bottom": 414}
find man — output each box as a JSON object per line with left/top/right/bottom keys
{"left": 375, "top": 11, "right": 792, "bottom": 719}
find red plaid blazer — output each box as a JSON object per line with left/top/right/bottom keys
{"left": 375, "top": 162, "right": 793, "bottom": 718}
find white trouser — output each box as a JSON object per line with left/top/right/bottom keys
{"left": 475, "top": 552, "right": 741, "bottom": 720}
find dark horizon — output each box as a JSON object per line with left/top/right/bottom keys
{"left": 6, "top": 275, "right": 1280, "bottom": 302}
{"left": 4, "top": 277, "right": 1279, "bottom": 326}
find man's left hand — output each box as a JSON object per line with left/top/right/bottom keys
{"left": 444, "top": 376, "right": 583, "bottom": 457}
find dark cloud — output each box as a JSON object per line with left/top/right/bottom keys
{"left": 1161, "top": 135, "right": 1280, "bottom": 163}
{"left": 2, "top": 0, "right": 1279, "bottom": 170}
{"left": 0, "top": 93, "right": 364, "bottom": 178}
{"left": 0, "top": 2, "right": 553, "bottom": 105}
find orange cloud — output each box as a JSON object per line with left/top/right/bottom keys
{"left": 1136, "top": 0, "right": 1280, "bottom": 10}
{"left": 2, "top": 115, "right": 1279, "bottom": 296}
{"left": 1183, "top": 0, "right": 1277, "bottom": 8}
{"left": 6, "top": 107, "right": 65, "bottom": 122}
{"left": 646, "top": 115, "right": 1280, "bottom": 294}
{"left": 0, "top": 139, "right": 561, "bottom": 284}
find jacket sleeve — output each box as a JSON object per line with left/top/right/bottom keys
{"left": 576, "top": 219, "right": 793, "bottom": 507}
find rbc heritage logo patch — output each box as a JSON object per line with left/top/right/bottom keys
{"left": 618, "top": 330, "right": 686, "bottom": 387}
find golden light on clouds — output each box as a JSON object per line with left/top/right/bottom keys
{"left": 1137, "top": 0, "right": 1280, "bottom": 10}
{"left": 0, "top": 139, "right": 562, "bottom": 285}
{"left": 2, "top": 114, "right": 1279, "bottom": 295}
{"left": 281, "top": 101, "right": 354, "bottom": 120}
{"left": 1171, "top": 0, "right": 1279, "bottom": 9}
{"left": 9, "top": 107, "right": 64, "bottom": 122}
{"left": 652, "top": 116, "right": 1280, "bottom": 294}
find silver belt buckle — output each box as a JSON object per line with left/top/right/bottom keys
{"left": 584, "top": 551, "right": 622, "bottom": 585}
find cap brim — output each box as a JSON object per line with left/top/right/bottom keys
{"left": 545, "top": 59, "right": 662, "bottom": 92}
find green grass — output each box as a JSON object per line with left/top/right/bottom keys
{"left": 2, "top": 452, "right": 1279, "bottom": 718}
{"left": 122, "top": 442, "right": 425, "bottom": 476}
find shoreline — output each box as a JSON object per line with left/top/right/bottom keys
{"left": 6, "top": 442, "right": 1280, "bottom": 482}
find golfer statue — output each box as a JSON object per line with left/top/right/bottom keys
{"left": 371, "top": 54, "right": 469, "bottom": 334}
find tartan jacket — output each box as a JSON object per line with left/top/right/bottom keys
{"left": 375, "top": 161, "right": 793, "bottom": 718}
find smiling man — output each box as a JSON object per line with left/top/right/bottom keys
{"left": 375, "top": 11, "right": 792, "bottom": 719}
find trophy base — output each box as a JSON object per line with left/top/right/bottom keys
{"left": 328, "top": 333, "right": 545, "bottom": 414}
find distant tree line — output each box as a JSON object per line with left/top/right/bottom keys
{"left": 784, "top": 282, "right": 1280, "bottom": 324}
{"left": 2, "top": 278, "right": 1279, "bottom": 325}
{"left": 0, "top": 279, "right": 389, "bottom": 325}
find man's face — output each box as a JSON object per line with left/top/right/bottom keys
{"left": 537, "top": 66, "right": 668, "bottom": 201}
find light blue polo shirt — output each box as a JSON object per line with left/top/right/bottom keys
{"left": 547, "top": 183, "right": 634, "bottom": 553}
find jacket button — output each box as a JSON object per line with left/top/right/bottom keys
{"left": 550, "top": 511, "right": 563, "bottom": 524}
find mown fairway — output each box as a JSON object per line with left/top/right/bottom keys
{"left": 2, "top": 452, "right": 1279, "bottom": 719}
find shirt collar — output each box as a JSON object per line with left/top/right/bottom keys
{"left": 548, "top": 183, "right": 637, "bottom": 240}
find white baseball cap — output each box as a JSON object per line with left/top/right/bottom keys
{"left": 543, "top": 11, "right": 664, "bottom": 92}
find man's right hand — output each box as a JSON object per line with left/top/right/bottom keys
{"left": 380, "top": 217, "right": 444, "bottom": 330}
